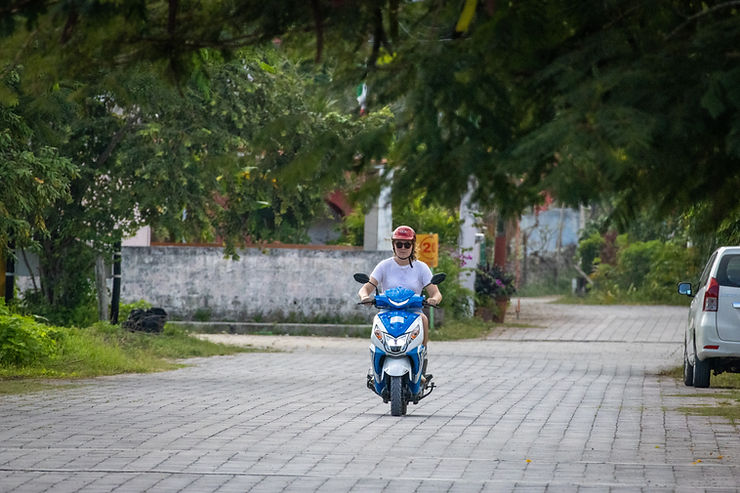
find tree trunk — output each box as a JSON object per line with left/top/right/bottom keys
{"left": 4, "top": 240, "right": 14, "bottom": 303}
{"left": 95, "top": 255, "right": 109, "bottom": 321}
{"left": 110, "top": 242, "right": 121, "bottom": 324}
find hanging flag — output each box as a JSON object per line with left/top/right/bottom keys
{"left": 356, "top": 82, "right": 368, "bottom": 115}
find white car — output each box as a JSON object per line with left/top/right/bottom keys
{"left": 678, "top": 246, "right": 740, "bottom": 388}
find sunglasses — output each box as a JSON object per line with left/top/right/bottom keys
{"left": 394, "top": 241, "right": 413, "bottom": 249}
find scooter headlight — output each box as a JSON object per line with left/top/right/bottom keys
{"left": 384, "top": 333, "right": 410, "bottom": 354}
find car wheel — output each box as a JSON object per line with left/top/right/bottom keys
{"left": 693, "top": 357, "right": 711, "bottom": 388}
{"left": 683, "top": 342, "right": 694, "bottom": 386}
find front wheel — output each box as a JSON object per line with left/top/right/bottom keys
{"left": 390, "top": 376, "right": 404, "bottom": 416}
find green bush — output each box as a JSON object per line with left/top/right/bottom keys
{"left": 394, "top": 196, "right": 462, "bottom": 245}
{"left": 19, "top": 287, "right": 98, "bottom": 328}
{"left": 474, "top": 264, "right": 516, "bottom": 302}
{"left": 614, "top": 238, "right": 660, "bottom": 289}
{"left": 577, "top": 231, "right": 605, "bottom": 274}
{"left": 0, "top": 313, "right": 62, "bottom": 366}
{"left": 436, "top": 247, "right": 474, "bottom": 320}
{"left": 338, "top": 193, "right": 462, "bottom": 247}
{"left": 588, "top": 236, "right": 701, "bottom": 304}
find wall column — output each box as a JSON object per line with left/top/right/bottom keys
{"left": 364, "top": 166, "right": 393, "bottom": 251}
{"left": 458, "top": 179, "right": 482, "bottom": 316}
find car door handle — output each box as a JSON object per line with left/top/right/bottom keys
{"left": 734, "top": 302, "right": 740, "bottom": 309}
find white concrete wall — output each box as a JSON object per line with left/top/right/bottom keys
{"left": 121, "top": 246, "right": 389, "bottom": 322}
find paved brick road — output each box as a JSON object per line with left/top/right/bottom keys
{"left": 1, "top": 298, "right": 738, "bottom": 492}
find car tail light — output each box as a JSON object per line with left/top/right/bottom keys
{"left": 703, "top": 277, "right": 719, "bottom": 312}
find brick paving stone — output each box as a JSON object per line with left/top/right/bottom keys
{"left": 0, "top": 471, "right": 37, "bottom": 491}
{"left": 210, "top": 474, "right": 263, "bottom": 492}
{"left": 1, "top": 298, "right": 739, "bottom": 492}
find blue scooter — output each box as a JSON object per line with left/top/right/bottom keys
{"left": 354, "top": 272, "right": 446, "bottom": 416}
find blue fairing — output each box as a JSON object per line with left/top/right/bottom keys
{"left": 370, "top": 286, "right": 427, "bottom": 399}
{"left": 407, "top": 346, "right": 423, "bottom": 395}
{"left": 373, "top": 349, "right": 386, "bottom": 395}
{"left": 375, "top": 286, "right": 424, "bottom": 337}
{"left": 378, "top": 311, "right": 420, "bottom": 337}
{"left": 373, "top": 346, "right": 424, "bottom": 397}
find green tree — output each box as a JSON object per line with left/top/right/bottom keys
{"left": 8, "top": 45, "right": 390, "bottom": 321}
{"left": 0, "top": 82, "right": 77, "bottom": 256}
{"left": 7, "top": 1, "right": 738, "bottom": 232}
{"left": 4, "top": 0, "right": 740, "bottom": 319}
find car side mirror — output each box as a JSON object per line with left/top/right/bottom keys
{"left": 677, "top": 282, "right": 693, "bottom": 297}
{"left": 430, "top": 273, "right": 447, "bottom": 285}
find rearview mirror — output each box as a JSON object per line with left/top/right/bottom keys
{"left": 677, "top": 282, "right": 693, "bottom": 297}
{"left": 430, "top": 273, "right": 447, "bottom": 285}
{"left": 354, "top": 273, "right": 370, "bottom": 284}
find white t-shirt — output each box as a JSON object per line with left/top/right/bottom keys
{"left": 370, "top": 257, "right": 433, "bottom": 295}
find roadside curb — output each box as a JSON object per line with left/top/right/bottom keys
{"left": 170, "top": 320, "right": 368, "bottom": 337}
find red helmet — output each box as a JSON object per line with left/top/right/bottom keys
{"left": 392, "top": 225, "right": 416, "bottom": 241}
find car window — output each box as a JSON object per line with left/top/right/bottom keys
{"left": 699, "top": 251, "right": 718, "bottom": 288}
{"left": 717, "top": 254, "right": 740, "bottom": 288}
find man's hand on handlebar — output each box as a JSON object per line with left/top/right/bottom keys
{"left": 425, "top": 295, "right": 441, "bottom": 307}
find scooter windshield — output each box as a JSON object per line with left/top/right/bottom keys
{"left": 375, "top": 286, "right": 424, "bottom": 310}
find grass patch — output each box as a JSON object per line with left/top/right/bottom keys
{"left": 431, "top": 318, "right": 503, "bottom": 340}
{"left": 0, "top": 379, "right": 81, "bottom": 395}
{"left": 664, "top": 367, "right": 740, "bottom": 423}
{"left": 555, "top": 287, "right": 691, "bottom": 306}
{"left": 0, "top": 322, "right": 257, "bottom": 394}
{"left": 677, "top": 392, "right": 740, "bottom": 424}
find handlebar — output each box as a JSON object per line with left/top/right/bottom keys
{"left": 356, "top": 298, "right": 441, "bottom": 308}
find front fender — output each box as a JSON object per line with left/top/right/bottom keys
{"left": 383, "top": 357, "right": 412, "bottom": 377}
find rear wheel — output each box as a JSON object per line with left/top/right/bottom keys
{"left": 683, "top": 342, "right": 694, "bottom": 386}
{"left": 390, "top": 376, "right": 404, "bottom": 416}
{"left": 693, "top": 356, "right": 711, "bottom": 388}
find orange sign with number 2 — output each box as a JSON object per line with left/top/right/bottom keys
{"left": 416, "top": 234, "right": 439, "bottom": 268}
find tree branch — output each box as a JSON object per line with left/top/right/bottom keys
{"left": 60, "top": 8, "right": 78, "bottom": 44}
{"left": 0, "top": 0, "right": 48, "bottom": 18}
{"left": 96, "top": 114, "right": 138, "bottom": 168}
{"left": 168, "top": 0, "right": 178, "bottom": 37}
{"left": 311, "top": 0, "right": 324, "bottom": 63}
{"left": 389, "top": 0, "right": 399, "bottom": 44}
{"left": 136, "top": 31, "right": 268, "bottom": 50}
{"left": 368, "top": 6, "right": 385, "bottom": 69}
{"left": 665, "top": 1, "right": 740, "bottom": 40}
{"left": 485, "top": 0, "right": 496, "bottom": 16}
